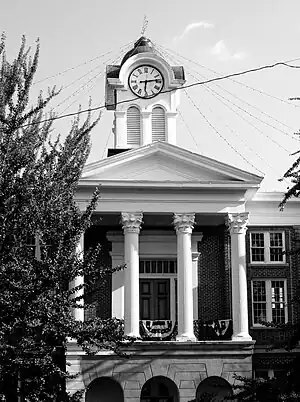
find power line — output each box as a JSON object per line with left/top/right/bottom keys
{"left": 175, "top": 55, "right": 295, "bottom": 132}
{"left": 159, "top": 43, "right": 300, "bottom": 108}
{"left": 48, "top": 41, "right": 134, "bottom": 111}
{"left": 19, "top": 55, "right": 300, "bottom": 128}
{"left": 177, "top": 109, "right": 200, "bottom": 151}
{"left": 159, "top": 46, "right": 294, "bottom": 181}
{"left": 33, "top": 42, "right": 134, "bottom": 86}
{"left": 53, "top": 68, "right": 105, "bottom": 111}
{"left": 184, "top": 73, "right": 292, "bottom": 181}
{"left": 184, "top": 88, "right": 263, "bottom": 174}
{"left": 159, "top": 45, "right": 295, "bottom": 154}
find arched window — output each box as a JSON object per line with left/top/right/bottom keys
{"left": 141, "top": 376, "right": 179, "bottom": 402}
{"left": 86, "top": 377, "right": 124, "bottom": 402}
{"left": 196, "top": 376, "right": 233, "bottom": 401}
{"left": 152, "top": 106, "right": 166, "bottom": 142}
{"left": 127, "top": 106, "right": 141, "bottom": 146}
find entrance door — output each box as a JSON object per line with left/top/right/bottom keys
{"left": 140, "top": 279, "right": 170, "bottom": 320}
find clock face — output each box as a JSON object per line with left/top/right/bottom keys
{"left": 128, "top": 65, "right": 164, "bottom": 99}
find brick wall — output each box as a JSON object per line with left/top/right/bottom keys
{"left": 246, "top": 226, "right": 299, "bottom": 345}
{"left": 197, "top": 226, "right": 230, "bottom": 321}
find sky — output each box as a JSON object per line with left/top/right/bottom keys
{"left": 2, "top": 0, "right": 300, "bottom": 191}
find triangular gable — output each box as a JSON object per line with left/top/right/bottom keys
{"left": 81, "top": 142, "right": 263, "bottom": 186}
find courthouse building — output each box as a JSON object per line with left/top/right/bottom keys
{"left": 67, "top": 37, "right": 300, "bottom": 402}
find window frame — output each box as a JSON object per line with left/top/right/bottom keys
{"left": 250, "top": 231, "right": 286, "bottom": 264}
{"left": 251, "top": 279, "right": 288, "bottom": 327}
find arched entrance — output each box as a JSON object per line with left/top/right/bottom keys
{"left": 196, "top": 376, "right": 233, "bottom": 401}
{"left": 85, "top": 377, "right": 124, "bottom": 402}
{"left": 140, "top": 376, "right": 179, "bottom": 402}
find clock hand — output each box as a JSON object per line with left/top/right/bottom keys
{"left": 140, "top": 79, "right": 161, "bottom": 83}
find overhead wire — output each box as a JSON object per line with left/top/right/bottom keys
{"left": 33, "top": 42, "right": 133, "bottom": 86}
{"left": 50, "top": 41, "right": 134, "bottom": 112}
{"left": 159, "top": 45, "right": 292, "bottom": 180}
{"left": 159, "top": 44, "right": 300, "bottom": 108}
{"left": 183, "top": 87, "right": 263, "bottom": 174}
{"left": 177, "top": 109, "right": 200, "bottom": 151}
{"left": 158, "top": 43, "right": 298, "bottom": 136}
{"left": 158, "top": 46, "right": 294, "bottom": 154}
{"left": 184, "top": 72, "right": 289, "bottom": 180}
{"left": 18, "top": 53, "right": 300, "bottom": 128}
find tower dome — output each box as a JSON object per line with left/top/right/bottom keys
{"left": 121, "top": 36, "right": 158, "bottom": 65}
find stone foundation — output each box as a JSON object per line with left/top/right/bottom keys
{"left": 67, "top": 341, "right": 254, "bottom": 402}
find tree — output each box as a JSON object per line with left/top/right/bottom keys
{"left": 279, "top": 147, "right": 300, "bottom": 210}
{"left": 0, "top": 35, "right": 127, "bottom": 401}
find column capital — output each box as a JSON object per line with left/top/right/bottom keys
{"left": 173, "top": 213, "right": 195, "bottom": 234}
{"left": 226, "top": 212, "right": 249, "bottom": 235}
{"left": 121, "top": 212, "right": 143, "bottom": 234}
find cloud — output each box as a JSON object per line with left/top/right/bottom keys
{"left": 174, "top": 21, "right": 214, "bottom": 43}
{"left": 210, "top": 40, "right": 247, "bottom": 61}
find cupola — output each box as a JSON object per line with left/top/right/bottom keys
{"left": 105, "top": 37, "right": 186, "bottom": 150}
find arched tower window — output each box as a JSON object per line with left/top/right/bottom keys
{"left": 127, "top": 106, "right": 141, "bottom": 146}
{"left": 152, "top": 106, "right": 166, "bottom": 142}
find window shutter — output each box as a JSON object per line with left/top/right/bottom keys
{"left": 127, "top": 106, "right": 141, "bottom": 146}
{"left": 152, "top": 106, "right": 166, "bottom": 142}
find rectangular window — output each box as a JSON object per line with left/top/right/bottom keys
{"left": 139, "top": 260, "right": 177, "bottom": 274}
{"left": 250, "top": 232, "right": 285, "bottom": 263}
{"left": 252, "top": 280, "right": 287, "bottom": 325}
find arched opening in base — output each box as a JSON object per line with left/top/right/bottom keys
{"left": 141, "top": 375, "right": 179, "bottom": 402}
{"left": 196, "top": 376, "right": 233, "bottom": 401}
{"left": 85, "top": 377, "right": 124, "bottom": 402}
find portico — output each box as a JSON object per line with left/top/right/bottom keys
{"left": 74, "top": 141, "right": 263, "bottom": 342}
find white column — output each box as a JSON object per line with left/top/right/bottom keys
{"left": 114, "top": 110, "right": 127, "bottom": 148}
{"left": 173, "top": 213, "right": 196, "bottom": 341}
{"left": 191, "top": 234, "right": 203, "bottom": 320}
{"left": 121, "top": 212, "right": 143, "bottom": 337}
{"left": 226, "top": 213, "right": 251, "bottom": 341}
{"left": 69, "top": 234, "right": 84, "bottom": 321}
{"left": 166, "top": 112, "right": 178, "bottom": 145}
{"left": 141, "top": 111, "right": 152, "bottom": 145}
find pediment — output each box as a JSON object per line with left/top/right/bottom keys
{"left": 81, "top": 142, "right": 263, "bottom": 188}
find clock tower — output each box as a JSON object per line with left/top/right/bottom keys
{"left": 105, "top": 37, "right": 185, "bottom": 149}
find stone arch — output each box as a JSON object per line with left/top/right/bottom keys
{"left": 85, "top": 377, "right": 124, "bottom": 402}
{"left": 140, "top": 375, "right": 179, "bottom": 402}
{"left": 196, "top": 376, "right": 233, "bottom": 401}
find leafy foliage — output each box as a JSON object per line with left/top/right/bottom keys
{"left": 279, "top": 142, "right": 300, "bottom": 209}
{"left": 0, "top": 35, "right": 128, "bottom": 401}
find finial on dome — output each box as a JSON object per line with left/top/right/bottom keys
{"left": 140, "top": 15, "right": 148, "bottom": 36}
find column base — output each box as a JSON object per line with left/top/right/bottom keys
{"left": 232, "top": 332, "right": 252, "bottom": 341}
{"left": 176, "top": 333, "right": 197, "bottom": 342}
{"left": 124, "top": 332, "right": 140, "bottom": 339}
